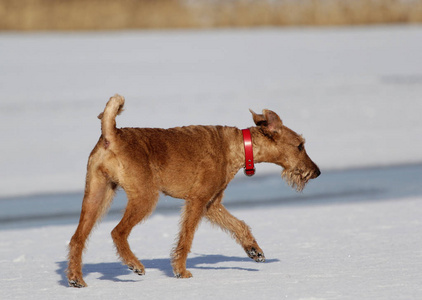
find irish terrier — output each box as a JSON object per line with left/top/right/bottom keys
{"left": 67, "top": 94, "right": 320, "bottom": 287}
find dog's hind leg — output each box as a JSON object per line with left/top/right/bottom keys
{"left": 205, "top": 194, "right": 265, "bottom": 262}
{"left": 68, "top": 171, "right": 116, "bottom": 288}
{"left": 111, "top": 183, "right": 159, "bottom": 276}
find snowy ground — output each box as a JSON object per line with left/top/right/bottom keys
{"left": 1, "top": 194, "right": 422, "bottom": 299}
{"left": 1, "top": 26, "right": 422, "bottom": 299}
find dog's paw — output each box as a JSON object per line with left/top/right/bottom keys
{"left": 133, "top": 268, "right": 146, "bottom": 276}
{"left": 245, "top": 247, "right": 266, "bottom": 262}
{"left": 68, "top": 278, "right": 87, "bottom": 288}
{"left": 128, "top": 264, "right": 146, "bottom": 276}
{"left": 174, "top": 270, "right": 193, "bottom": 278}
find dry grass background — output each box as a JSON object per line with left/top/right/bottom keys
{"left": 0, "top": 0, "right": 422, "bottom": 31}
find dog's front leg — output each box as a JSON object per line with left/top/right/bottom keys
{"left": 205, "top": 201, "right": 265, "bottom": 262}
{"left": 171, "top": 199, "right": 205, "bottom": 278}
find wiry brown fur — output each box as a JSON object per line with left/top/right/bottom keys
{"left": 67, "top": 94, "right": 320, "bottom": 287}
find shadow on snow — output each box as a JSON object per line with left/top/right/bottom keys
{"left": 56, "top": 255, "right": 280, "bottom": 287}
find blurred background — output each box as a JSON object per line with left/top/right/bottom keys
{"left": 1, "top": 0, "right": 422, "bottom": 227}
{"left": 1, "top": 0, "right": 422, "bottom": 30}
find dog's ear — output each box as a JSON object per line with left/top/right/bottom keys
{"left": 250, "top": 109, "right": 283, "bottom": 135}
{"left": 249, "top": 109, "right": 267, "bottom": 126}
{"left": 263, "top": 109, "right": 283, "bottom": 132}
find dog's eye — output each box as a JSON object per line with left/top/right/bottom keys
{"left": 297, "top": 143, "right": 304, "bottom": 151}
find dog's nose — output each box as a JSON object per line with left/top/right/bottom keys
{"left": 314, "top": 168, "right": 321, "bottom": 178}
{"left": 310, "top": 168, "right": 321, "bottom": 179}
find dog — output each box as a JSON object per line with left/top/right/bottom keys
{"left": 67, "top": 94, "right": 320, "bottom": 287}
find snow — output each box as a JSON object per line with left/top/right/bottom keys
{"left": 1, "top": 194, "right": 422, "bottom": 299}
{"left": 1, "top": 25, "right": 422, "bottom": 299}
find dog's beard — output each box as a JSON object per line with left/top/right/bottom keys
{"left": 281, "top": 169, "right": 310, "bottom": 192}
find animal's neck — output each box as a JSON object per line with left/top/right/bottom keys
{"left": 223, "top": 126, "right": 279, "bottom": 177}
{"left": 224, "top": 127, "right": 265, "bottom": 173}
{"left": 221, "top": 127, "right": 247, "bottom": 176}
{"left": 248, "top": 127, "right": 278, "bottom": 165}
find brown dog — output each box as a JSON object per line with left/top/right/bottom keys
{"left": 67, "top": 94, "right": 320, "bottom": 287}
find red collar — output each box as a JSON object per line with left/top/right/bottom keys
{"left": 242, "top": 129, "right": 255, "bottom": 176}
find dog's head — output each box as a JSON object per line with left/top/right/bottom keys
{"left": 250, "top": 109, "right": 321, "bottom": 191}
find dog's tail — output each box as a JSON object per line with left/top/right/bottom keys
{"left": 97, "top": 94, "right": 125, "bottom": 147}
